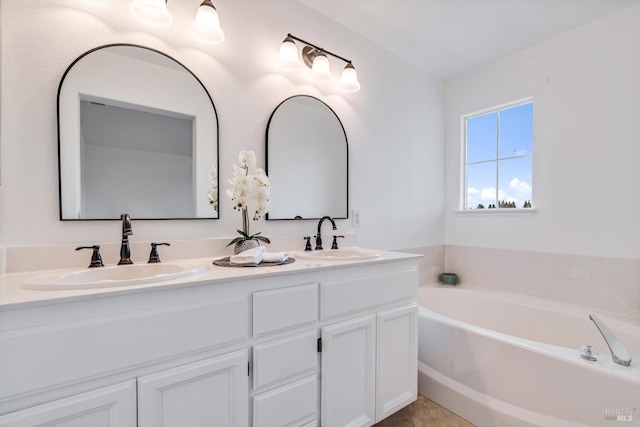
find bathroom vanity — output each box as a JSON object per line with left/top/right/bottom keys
{"left": 0, "top": 251, "right": 419, "bottom": 427}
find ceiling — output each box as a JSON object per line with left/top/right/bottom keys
{"left": 299, "top": 0, "right": 639, "bottom": 79}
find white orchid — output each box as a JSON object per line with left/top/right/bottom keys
{"left": 208, "top": 166, "right": 218, "bottom": 211}
{"left": 227, "top": 150, "right": 270, "bottom": 218}
{"left": 226, "top": 150, "right": 271, "bottom": 248}
{"left": 238, "top": 150, "right": 257, "bottom": 168}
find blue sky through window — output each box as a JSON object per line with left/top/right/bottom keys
{"left": 465, "top": 102, "right": 532, "bottom": 209}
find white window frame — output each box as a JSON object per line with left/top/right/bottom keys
{"left": 458, "top": 98, "right": 536, "bottom": 216}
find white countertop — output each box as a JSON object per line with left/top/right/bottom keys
{"left": 0, "top": 250, "right": 421, "bottom": 310}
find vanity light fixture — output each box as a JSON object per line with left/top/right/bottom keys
{"left": 81, "top": 0, "right": 108, "bottom": 5}
{"left": 130, "top": 0, "right": 172, "bottom": 27}
{"left": 129, "top": 0, "right": 225, "bottom": 45}
{"left": 278, "top": 35, "right": 302, "bottom": 71}
{"left": 190, "top": 0, "right": 225, "bottom": 45}
{"left": 309, "top": 50, "right": 331, "bottom": 81}
{"left": 339, "top": 63, "right": 361, "bottom": 93}
{"left": 278, "top": 34, "right": 361, "bottom": 92}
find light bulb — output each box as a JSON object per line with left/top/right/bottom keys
{"left": 190, "top": 0, "right": 225, "bottom": 45}
{"left": 130, "top": 0, "right": 172, "bottom": 28}
{"left": 310, "top": 51, "right": 331, "bottom": 81}
{"left": 278, "top": 36, "right": 301, "bottom": 71}
{"left": 81, "top": 0, "right": 107, "bottom": 5}
{"left": 339, "top": 63, "right": 361, "bottom": 92}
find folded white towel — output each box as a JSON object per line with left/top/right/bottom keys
{"left": 262, "top": 251, "right": 289, "bottom": 263}
{"left": 230, "top": 246, "right": 266, "bottom": 266}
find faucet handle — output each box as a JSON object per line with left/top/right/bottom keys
{"left": 331, "top": 235, "right": 345, "bottom": 250}
{"left": 76, "top": 245, "right": 104, "bottom": 268}
{"left": 303, "top": 236, "right": 313, "bottom": 252}
{"left": 580, "top": 345, "right": 598, "bottom": 361}
{"left": 148, "top": 242, "right": 170, "bottom": 263}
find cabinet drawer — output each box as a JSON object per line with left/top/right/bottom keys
{"left": 320, "top": 268, "right": 417, "bottom": 319}
{"left": 253, "top": 330, "right": 317, "bottom": 389}
{"left": 253, "top": 283, "right": 318, "bottom": 336}
{"left": 253, "top": 375, "right": 318, "bottom": 427}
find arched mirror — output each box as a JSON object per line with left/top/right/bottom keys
{"left": 58, "top": 44, "right": 218, "bottom": 220}
{"left": 266, "top": 95, "right": 348, "bottom": 220}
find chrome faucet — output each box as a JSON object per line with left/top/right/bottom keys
{"left": 315, "top": 216, "right": 337, "bottom": 250}
{"left": 589, "top": 314, "right": 632, "bottom": 366}
{"left": 118, "top": 213, "right": 133, "bottom": 265}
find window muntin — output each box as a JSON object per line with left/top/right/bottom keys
{"left": 464, "top": 101, "right": 533, "bottom": 210}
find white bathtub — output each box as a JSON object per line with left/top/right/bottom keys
{"left": 418, "top": 286, "right": 640, "bottom": 427}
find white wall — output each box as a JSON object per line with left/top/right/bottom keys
{"left": 0, "top": 0, "right": 444, "bottom": 252}
{"left": 444, "top": 5, "right": 640, "bottom": 260}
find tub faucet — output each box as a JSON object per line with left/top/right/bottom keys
{"left": 589, "top": 314, "right": 631, "bottom": 366}
{"left": 118, "top": 213, "right": 133, "bottom": 265}
{"left": 315, "top": 216, "right": 337, "bottom": 250}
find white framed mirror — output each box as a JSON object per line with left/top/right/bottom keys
{"left": 266, "top": 95, "right": 348, "bottom": 220}
{"left": 57, "top": 44, "right": 218, "bottom": 220}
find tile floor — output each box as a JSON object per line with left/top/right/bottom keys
{"left": 374, "top": 395, "right": 475, "bottom": 427}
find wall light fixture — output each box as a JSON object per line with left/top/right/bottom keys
{"left": 190, "top": 0, "right": 225, "bottom": 45}
{"left": 122, "top": 0, "right": 224, "bottom": 44}
{"left": 278, "top": 33, "right": 361, "bottom": 92}
{"left": 130, "top": 0, "right": 172, "bottom": 27}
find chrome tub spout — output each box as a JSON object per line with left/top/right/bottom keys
{"left": 589, "top": 314, "right": 631, "bottom": 367}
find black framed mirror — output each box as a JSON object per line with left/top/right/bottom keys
{"left": 266, "top": 95, "right": 348, "bottom": 220}
{"left": 57, "top": 44, "right": 219, "bottom": 220}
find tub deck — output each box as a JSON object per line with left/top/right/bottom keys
{"left": 418, "top": 286, "right": 640, "bottom": 427}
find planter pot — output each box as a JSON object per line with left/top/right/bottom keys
{"left": 234, "top": 239, "right": 260, "bottom": 255}
{"left": 440, "top": 273, "right": 458, "bottom": 285}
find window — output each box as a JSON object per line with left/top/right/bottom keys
{"left": 464, "top": 100, "right": 533, "bottom": 210}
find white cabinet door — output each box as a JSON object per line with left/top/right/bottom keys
{"left": 321, "top": 314, "right": 376, "bottom": 427}
{"left": 376, "top": 303, "right": 418, "bottom": 421}
{"left": 0, "top": 380, "right": 136, "bottom": 427}
{"left": 138, "top": 350, "right": 248, "bottom": 427}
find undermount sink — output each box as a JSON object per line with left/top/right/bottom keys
{"left": 23, "top": 263, "right": 209, "bottom": 290}
{"left": 295, "top": 248, "right": 382, "bottom": 261}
